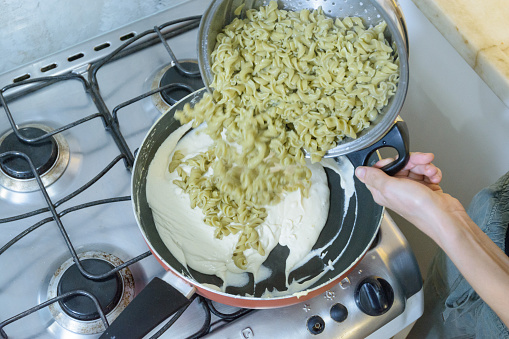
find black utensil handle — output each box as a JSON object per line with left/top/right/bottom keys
{"left": 99, "top": 276, "right": 194, "bottom": 339}
{"left": 346, "top": 121, "right": 410, "bottom": 176}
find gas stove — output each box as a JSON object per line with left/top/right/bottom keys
{"left": 0, "top": 0, "right": 423, "bottom": 338}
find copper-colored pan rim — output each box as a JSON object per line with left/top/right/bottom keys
{"left": 141, "top": 226, "right": 376, "bottom": 309}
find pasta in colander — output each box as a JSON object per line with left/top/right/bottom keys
{"left": 172, "top": 1, "right": 399, "bottom": 269}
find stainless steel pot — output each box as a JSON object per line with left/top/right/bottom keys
{"left": 197, "top": 0, "right": 409, "bottom": 160}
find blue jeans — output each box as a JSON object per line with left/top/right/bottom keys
{"left": 410, "top": 171, "right": 509, "bottom": 338}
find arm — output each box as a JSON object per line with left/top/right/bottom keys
{"left": 355, "top": 152, "right": 509, "bottom": 327}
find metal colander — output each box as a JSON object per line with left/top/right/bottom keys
{"left": 197, "top": 0, "right": 409, "bottom": 158}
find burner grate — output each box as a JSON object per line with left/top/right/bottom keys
{"left": 0, "top": 14, "right": 218, "bottom": 339}
{"left": 88, "top": 15, "right": 202, "bottom": 168}
{"left": 0, "top": 154, "right": 151, "bottom": 337}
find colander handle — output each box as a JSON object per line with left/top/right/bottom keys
{"left": 346, "top": 120, "right": 409, "bottom": 176}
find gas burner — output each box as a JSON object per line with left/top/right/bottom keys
{"left": 151, "top": 59, "right": 204, "bottom": 113}
{"left": 0, "top": 124, "right": 69, "bottom": 192}
{"left": 57, "top": 259, "right": 123, "bottom": 321}
{"left": 0, "top": 127, "right": 58, "bottom": 179}
{"left": 46, "top": 251, "right": 135, "bottom": 335}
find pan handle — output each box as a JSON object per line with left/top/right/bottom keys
{"left": 346, "top": 120, "right": 410, "bottom": 176}
{"left": 99, "top": 271, "right": 196, "bottom": 339}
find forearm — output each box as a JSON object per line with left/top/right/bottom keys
{"left": 433, "top": 210, "right": 509, "bottom": 327}
{"left": 354, "top": 161, "right": 509, "bottom": 326}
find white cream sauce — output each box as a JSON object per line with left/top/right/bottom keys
{"left": 257, "top": 157, "right": 358, "bottom": 298}
{"left": 146, "top": 122, "right": 357, "bottom": 296}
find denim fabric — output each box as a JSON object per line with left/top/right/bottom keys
{"left": 409, "top": 171, "right": 509, "bottom": 339}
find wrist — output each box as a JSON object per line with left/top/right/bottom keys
{"left": 430, "top": 208, "right": 474, "bottom": 249}
{"left": 409, "top": 194, "right": 469, "bottom": 247}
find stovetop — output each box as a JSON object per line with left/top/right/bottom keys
{"left": 0, "top": 1, "right": 423, "bottom": 338}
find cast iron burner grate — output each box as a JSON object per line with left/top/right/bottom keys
{"left": 159, "top": 60, "right": 204, "bottom": 105}
{"left": 0, "top": 13, "right": 252, "bottom": 339}
{"left": 147, "top": 296, "right": 254, "bottom": 338}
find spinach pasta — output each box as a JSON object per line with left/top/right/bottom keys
{"left": 172, "top": 1, "right": 399, "bottom": 269}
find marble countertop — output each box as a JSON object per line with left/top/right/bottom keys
{"left": 0, "top": 0, "right": 189, "bottom": 75}
{"left": 410, "top": 0, "right": 509, "bottom": 108}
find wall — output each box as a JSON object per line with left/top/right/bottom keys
{"left": 396, "top": 0, "right": 509, "bottom": 278}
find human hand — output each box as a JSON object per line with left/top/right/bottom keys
{"left": 354, "top": 152, "right": 464, "bottom": 244}
{"left": 357, "top": 153, "right": 509, "bottom": 327}
{"left": 373, "top": 152, "right": 442, "bottom": 190}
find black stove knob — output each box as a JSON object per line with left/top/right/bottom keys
{"left": 330, "top": 303, "right": 348, "bottom": 322}
{"left": 307, "top": 315, "right": 325, "bottom": 335}
{"left": 355, "top": 276, "right": 394, "bottom": 316}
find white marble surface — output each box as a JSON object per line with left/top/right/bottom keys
{"left": 0, "top": 0, "right": 190, "bottom": 75}
{"left": 411, "top": 0, "right": 509, "bottom": 108}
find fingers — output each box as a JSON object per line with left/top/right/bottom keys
{"left": 374, "top": 152, "right": 433, "bottom": 170}
{"left": 355, "top": 153, "right": 446, "bottom": 227}
{"left": 355, "top": 165, "right": 400, "bottom": 208}
{"left": 407, "top": 152, "right": 434, "bottom": 166}
{"left": 374, "top": 157, "right": 395, "bottom": 168}
{"left": 405, "top": 160, "right": 442, "bottom": 184}
{"left": 373, "top": 152, "right": 442, "bottom": 184}
{"left": 424, "top": 164, "right": 442, "bottom": 184}
{"left": 355, "top": 166, "right": 390, "bottom": 192}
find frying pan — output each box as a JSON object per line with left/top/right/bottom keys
{"left": 101, "top": 88, "right": 408, "bottom": 338}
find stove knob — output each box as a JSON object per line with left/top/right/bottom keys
{"left": 355, "top": 276, "right": 394, "bottom": 316}
{"left": 306, "top": 315, "right": 325, "bottom": 335}
{"left": 330, "top": 303, "right": 348, "bottom": 322}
